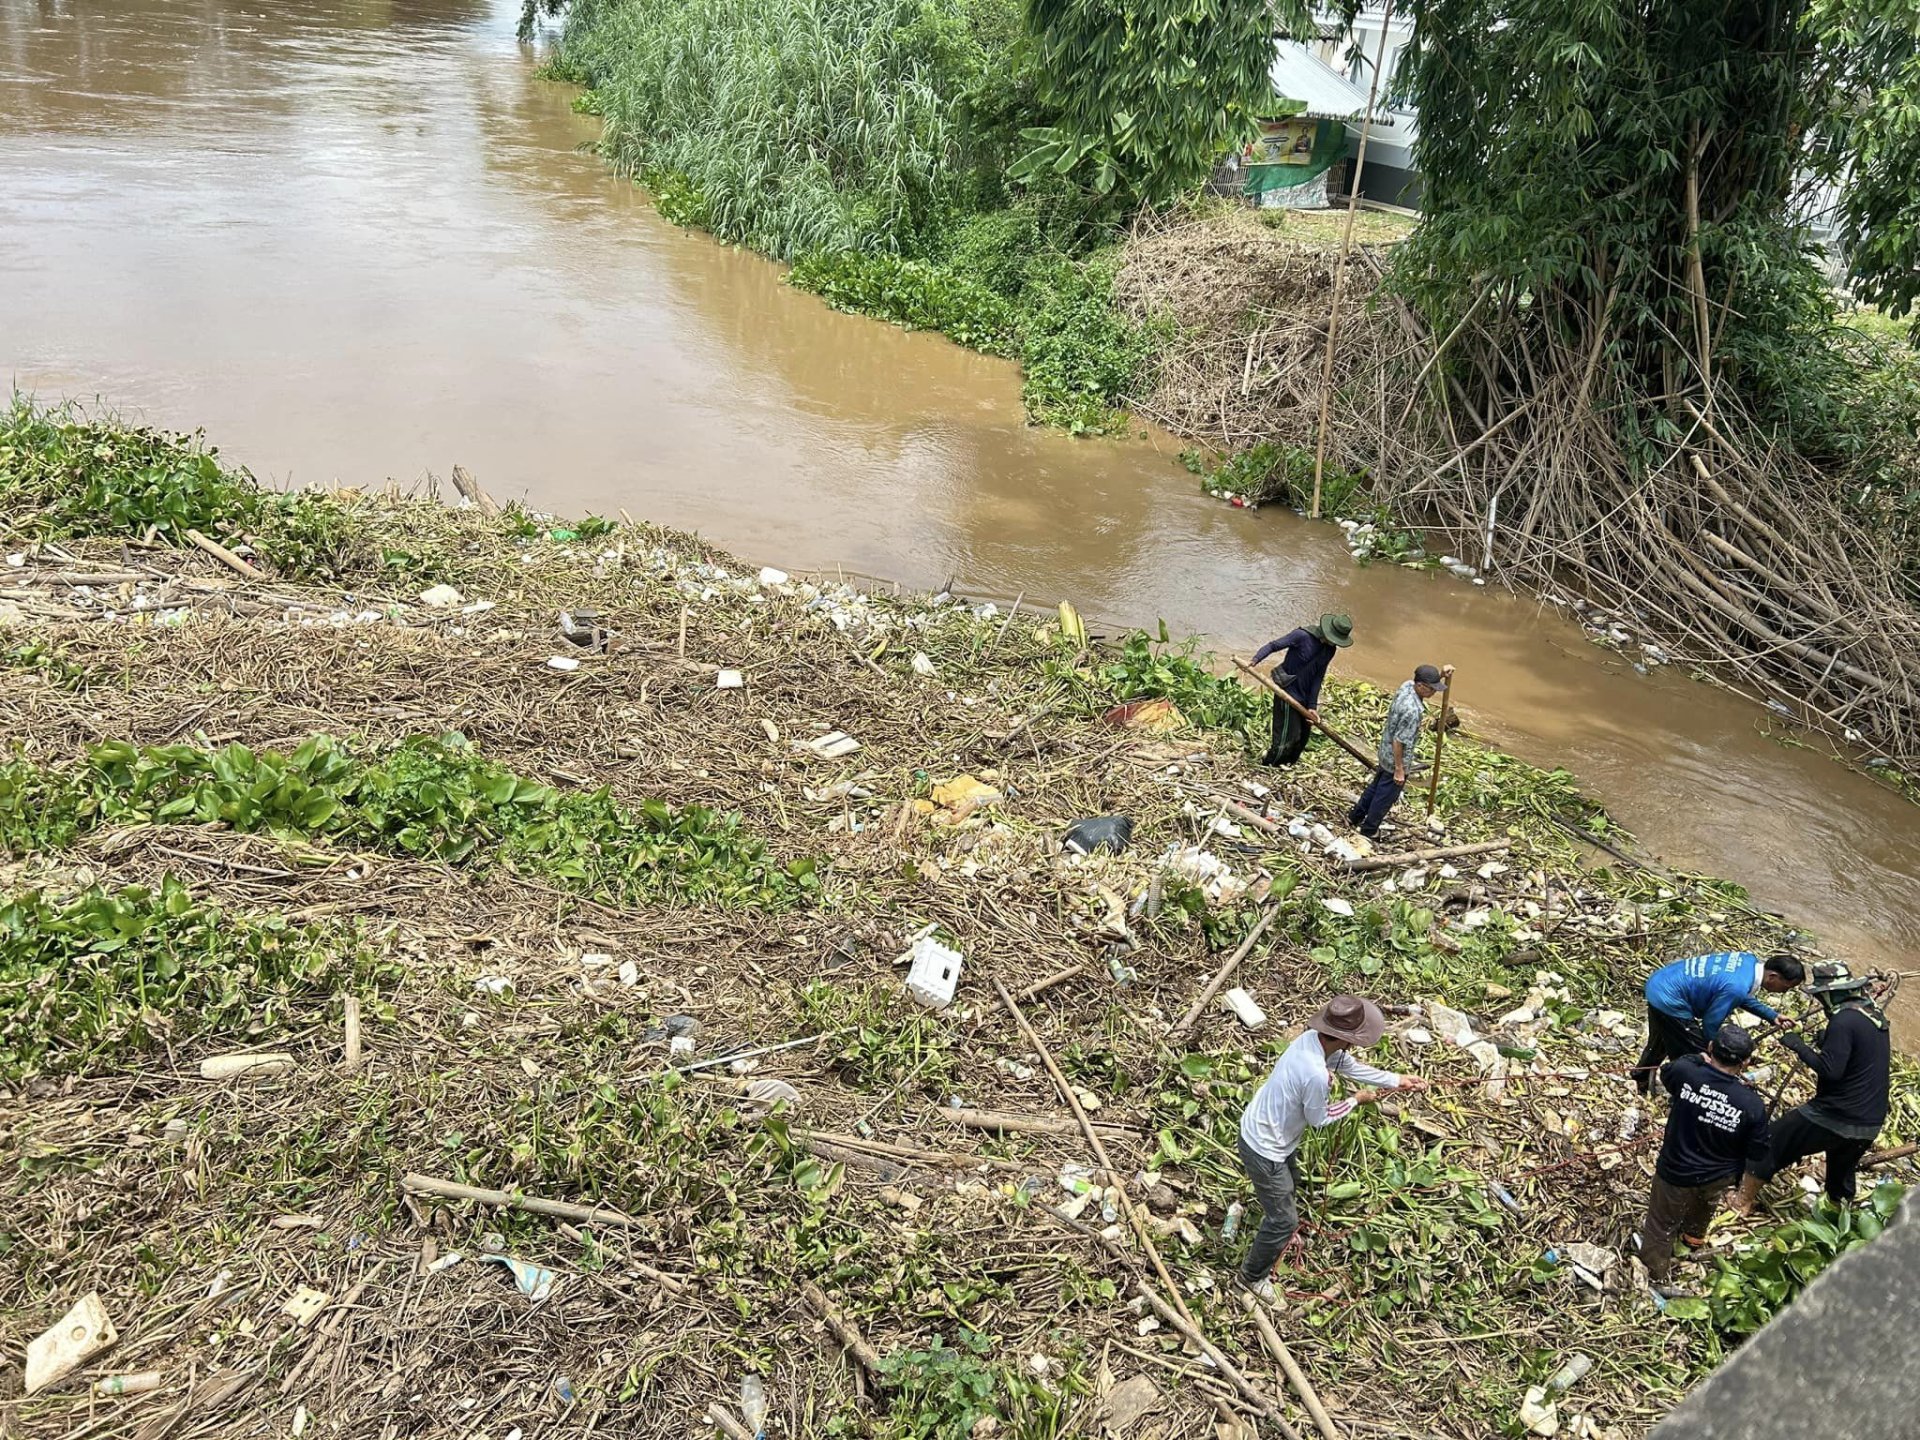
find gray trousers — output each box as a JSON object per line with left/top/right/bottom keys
{"left": 1237, "top": 1133, "right": 1302, "bottom": 1282}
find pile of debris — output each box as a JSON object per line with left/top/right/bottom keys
{"left": 3, "top": 496, "right": 1914, "bottom": 1440}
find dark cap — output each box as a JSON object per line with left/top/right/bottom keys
{"left": 1708, "top": 1025, "right": 1755, "bottom": 1064}
{"left": 1413, "top": 664, "right": 1446, "bottom": 689}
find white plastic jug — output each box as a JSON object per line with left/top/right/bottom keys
{"left": 906, "top": 936, "right": 963, "bottom": 1010}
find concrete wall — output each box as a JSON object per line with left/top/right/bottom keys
{"left": 1651, "top": 1191, "right": 1920, "bottom": 1439}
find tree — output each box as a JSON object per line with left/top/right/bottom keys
{"left": 1014, "top": 0, "right": 1311, "bottom": 209}
{"left": 1371, "top": 0, "right": 1920, "bottom": 767}
{"left": 1806, "top": 0, "right": 1920, "bottom": 332}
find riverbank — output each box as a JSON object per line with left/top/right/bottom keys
{"left": 4, "top": 407, "right": 1915, "bottom": 1436}
{"left": 542, "top": 0, "right": 1920, "bottom": 781}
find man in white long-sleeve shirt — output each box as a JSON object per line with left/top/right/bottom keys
{"left": 1236, "top": 994, "right": 1425, "bottom": 1299}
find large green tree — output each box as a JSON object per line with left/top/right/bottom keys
{"left": 1015, "top": 0, "right": 1310, "bottom": 208}
{"left": 1807, "top": 0, "right": 1920, "bottom": 330}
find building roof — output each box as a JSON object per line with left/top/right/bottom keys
{"left": 1268, "top": 39, "right": 1387, "bottom": 122}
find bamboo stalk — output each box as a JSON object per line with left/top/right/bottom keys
{"left": 1424, "top": 672, "right": 1456, "bottom": 816}
{"left": 1242, "top": 1294, "right": 1341, "bottom": 1440}
{"left": 801, "top": 1280, "right": 888, "bottom": 1385}
{"left": 184, "top": 529, "right": 267, "bottom": 581}
{"left": 1309, "top": 0, "right": 1396, "bottom": 518}
{"left": 341, "top": 995, "right": 362, "bottom": 1072}
{"left": 401, "top": 1173, "right": 641, "bottom": 1228}
{"left": 991, "top": 978, "right": 1197, "bottom": 1331}
{"left": 1172, "top": 901, "right": 1282, "bottom": 1039}
{"left": 936, "top": 1105, "right": 1134, "bottom": 1140}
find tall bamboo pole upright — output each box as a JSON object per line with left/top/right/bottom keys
{"left": 1425, "top": 668, "right": 1456, "bottom": 815}
{"left": 1309, "top": 0, "right": 1397, "bottom": 519}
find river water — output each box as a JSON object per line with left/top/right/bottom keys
{"left": 4, "top": 0, "right": 1915, "bottom": 1007}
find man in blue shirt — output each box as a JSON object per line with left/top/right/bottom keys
{"left": 1250, "top": 613, "right": 1352, "bottom": 767}
{"left": 1631, "top": 950, "right": 1804, "bottom": 1096}
{"left": 1347, "top": 663, "right": 1449, "bottom": 838}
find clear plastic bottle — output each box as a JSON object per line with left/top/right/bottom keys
{"left": 1222, "top": 1201, "right": 1245, "bottom": 1242}
{"left": 740, "top": 1374, "right": 768, "bottom": 1439}
{"left": 1547, "top": 1353, "right": 1593, "bottom": 1394}
{"left": 1619, "top": 1106, "right": 1640, "bottom": 1142}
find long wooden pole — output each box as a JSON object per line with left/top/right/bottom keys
{"left": 1243, "top": 1294, "right": 1342, "bottom": 1440}
{"left": 991, "top": 977, "right": 1198, "bottom": 1330}
{"left": 1233, "top": 658, "right": 1374, "bottom": 772}
{"left": 1424, "top": 671, "right": 1456, "bottom": 815}
{"left": 1172, "top": 900, "right": 1282, "bottom": 1038}
{"left": 1310, "top": 0, "right": 1397, "bottom": 519}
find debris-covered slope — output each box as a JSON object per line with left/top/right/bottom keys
{"left": 3, "top": 480, "right": 1915, "bottom": 1439}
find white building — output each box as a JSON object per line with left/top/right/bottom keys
{"left": 1308, "top": 3, "right": 1421, "bottom": 208}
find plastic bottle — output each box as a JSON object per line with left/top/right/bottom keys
{"left": 1619, "top": 1106, "right": 1640, "bottom": 1142}
{"left": 740, "top": 1374, "right": 768, "bottom": 1440}
{"left": 1547, "top": 1353, "right": 1593, "bottom": 1394}
{"left": 1222, "top": 1201, "right": 1245, "bottom": 1243}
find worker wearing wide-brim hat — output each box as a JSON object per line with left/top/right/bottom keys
{"left": 1234, "top": 994, "right": 1426, "bottom": 1303}
{"left": 1249, "top": 612, "right": 1353, "bottom": 767}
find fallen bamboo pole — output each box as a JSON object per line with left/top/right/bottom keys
{"left": 991, "top": 978, "right": 1198, "bottom": 1331}
{"left": 707, "top": 1403, "right": 754, "bottom": 1440}
{"left": 801, "top": 1280, "right": 888, "bottom": 1386}
{"left": 401, "top": 1173, "right": 641, "bottom": 1229}
{"left": 979, "top": 962, "right": 1091, "bottom": 1017}
{"left": 18, "top": 570, "right": 153, "bottom": 586}
{"left": 341, "top": 995, "right": 362, "bottom": 1071}
{"left": 936, "top": 1105, "right": 1135, "bottom": 1140}
{"left": 1137, "top": 1285, "right": 1293, "bottom": 1431}
{"left": 1862, "top": 1143, "right": 1919, "bottom": 1170}
{"left": 804, "top": 1130, "right": 1025, "bottom": 1173}
{"left": 1243, "top": 1295, "right": 1341, "bottom": 1440}
{"left": 184, "top": 529, "right": 267, "bottom": 581}
{"left": 1220, "top": 799, "right": 1283, "bottom": 836}
{"left": 1340, "top": 840, "right": 1511, "bottom": 874}
{"left": 1233, "top": 659, "right": 1375, "bottom": 772}
{"left": 1172, "top": 900, "right": 1282, "bottom": 1039}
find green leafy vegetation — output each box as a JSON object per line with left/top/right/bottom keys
{"left": 1017, "top": 0, "right": 1306, "bottom": 208}
{"left": 548, "top": 0, "right": 1153, "bottom": 429}
{"left": 552, "top": 0, "right": 1019, "bottom": 259}
{"left": 0, "top": 395, "right": 365, "bottom": 580}
{"left": 1078, "top": 624, "right": 1265, "bottom": 747}
{"left": 0, "top": 875, "right": 392, "bottom": 1081}
{"left": 799, "top": 979, "right": 956, "bottom": 1091}
{"left": 875, "top": 1329, "right": 1085, "bottom": 1440}
{"left": 1806, "top": 0, "right": 1920, "bottom": 339}
{"left": 792, "top": 216, "right": 1153, "bottom": 430}
{"left": 1181, "top": 440, "right": 1368, "bottom": 513}
{"left": 1694, "top": 1181, "right": 1908, "bottom": 1333}
{"left": 0, "top": 734, "right": 805, "bottom": 907}
{"left": 1398, "top": 0, "right": 1920, "bottom": 507}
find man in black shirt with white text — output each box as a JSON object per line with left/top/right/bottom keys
{"left": 1640, "top": 1024, "right": 1770, "bottom": 1289}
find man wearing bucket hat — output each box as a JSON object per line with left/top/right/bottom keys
{"left": 1235, "top": 994, "right": 1426, "bottom": 1301}
{"left": 1250, "top": 614, "right": 1354, "bottom": 767}
{"left": 1751, "top": 961, "right": 1891, "bottom": 1206}
{"left": 1347, "top": 662, "right": 1451, "bottom": 838}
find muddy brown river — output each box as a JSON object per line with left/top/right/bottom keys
{"left": 4, "top": 0, "right": 1915, "bottom": 1019}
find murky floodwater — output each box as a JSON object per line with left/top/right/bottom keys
{"left": 4, "top": 0, "right": 1915, "bottom": 1012}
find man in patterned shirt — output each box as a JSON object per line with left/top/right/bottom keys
{"left": 1348, "top": 662, "right": 1451, "bottom": 838}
